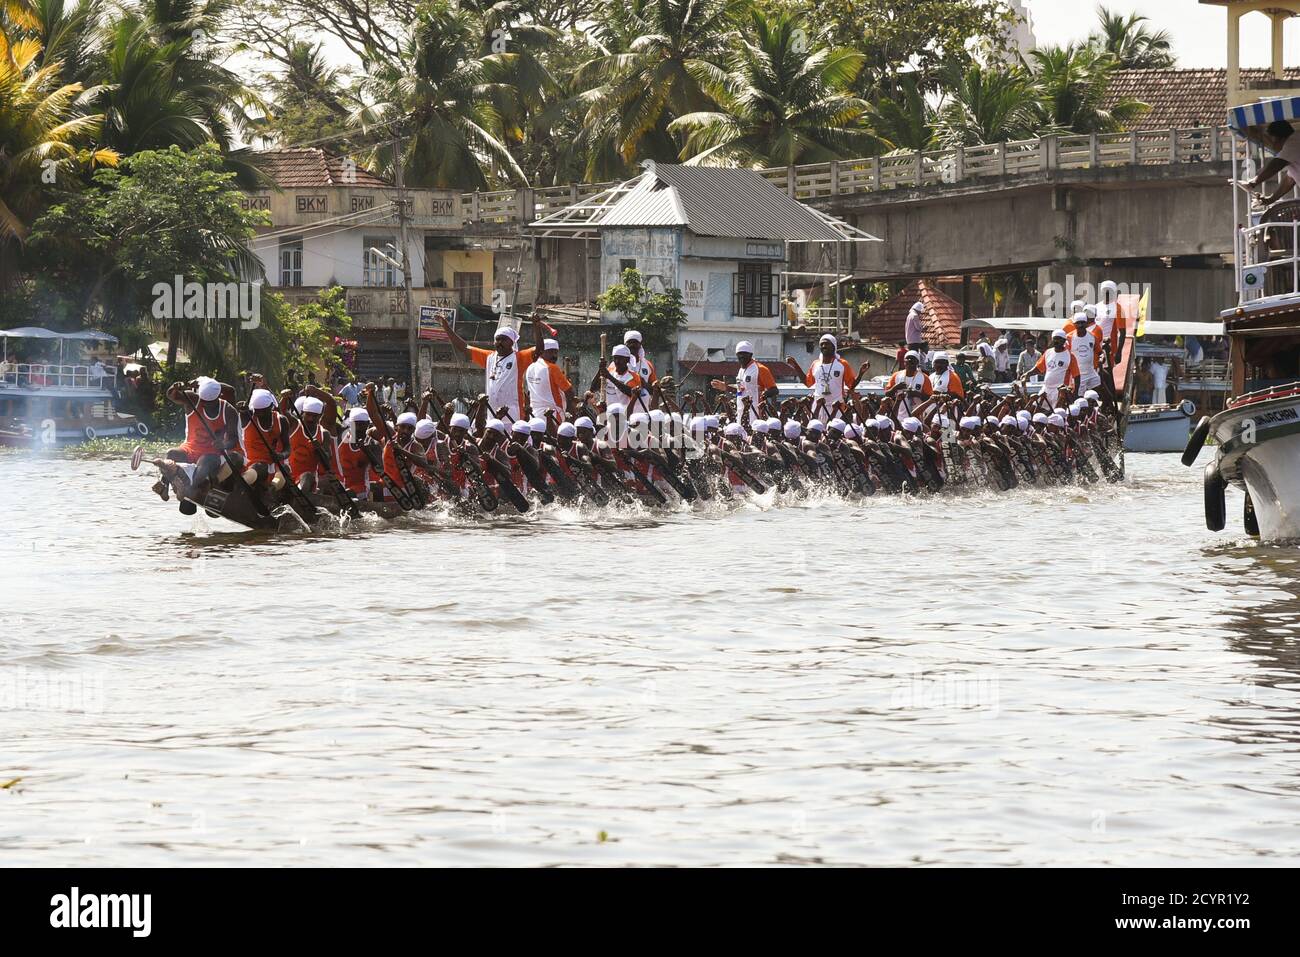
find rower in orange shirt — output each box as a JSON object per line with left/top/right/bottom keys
{"left": 623, "top": 329, "right": 657, "bottom": 411}
{"left": 596, "top": 344, "right": 643, "bottom": 410}
{"left": 786, "top": 334, "right": 856, "bottom": 421}
{"left": 238, "top": 387, "right": 289, "bottom": 494}
{"left": 524, "top": 336, "right": 574, "bottom": 421}
{"left": 287, "top": 396, "right": 339, "bottom": 493}
{"left": 886, "top": 350, "right": 933, "bottom": 417}
{"left": 1067, "top": 311, "right": 1105, "bottom": 394}
{"left": 929, "top": 351, "right": 965, "bottom": 398}
{"left": 335, "top": 408, "right": 375, "bottom": 499}
{"left": 712, "top": 341, "right": 777, "bottom": 427}
{"left": 1021, "top": 329, "right": 1080, "bottom": 406}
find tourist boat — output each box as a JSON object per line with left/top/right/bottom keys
{"left": 1125, "top": 320, "right": 1228, "bottom": 452}
{"left": 1184, "top": 94, "right": 1300, "bottom": 539}
{"left": 0, "top": 327, "right": 147, "bottom": 445}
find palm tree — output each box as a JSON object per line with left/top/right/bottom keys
{"left": 865, "top": 74, "right": 938, "bottom": 152}
{"left": 1090, "top": 6, "right": 1175, "bottom": 71}
{"left": 669, "top": 10, "right": 879, "bottom": 166}
{"left": 0, "top": 26, "right": 115, "bottom": 281}
{"left": 936, "top": 61, "right": 1039, "bottom": 147}
{"left": 28, "top": 0, "right": 103, "bottom": 88}
{"left": 351, "top": 4, "right": 528, "bottom": 189}
{"left": 576, "top": 0, "right": 736, "bottom": 175}
{"left": 1028, "top": 44, "right": 1148, "bottom": 134}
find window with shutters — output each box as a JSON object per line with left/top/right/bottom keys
{"left": 733, "top": 262, "right": 775, "bottom": 318}
{"left": 279, "top": 237, "right": 303, "bottom": 287}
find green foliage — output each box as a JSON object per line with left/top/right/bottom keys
{"left": 274, "top": 285, "right": 353, "bottom": 379}
{"left": 597, "top": 268, "right": 686, "bottom": 352}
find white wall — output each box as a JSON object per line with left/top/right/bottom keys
{"left": 253, "top": 227, "right": 427, "bottom": 290}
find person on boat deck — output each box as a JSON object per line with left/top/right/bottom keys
{"left": 1016, "top": 336, "right": 1041, "bottom": 382}
{"left": 237, "top": 388, "right": 289, "bottom": 494}
{"left": 905, "top": 301, "right": 926, "bottom": 357}
{"left": 155, "top": 376, "right": 239, "bottom": 501}
{"left": 597, "top": 344, "right": 643, "bottom": 412}
{"left": 1150, "top": 356, "right": 1170, "bottom": 405}
{"left": 1095, "top": 280, "right": 1125, "bottom": 363}
{"left": 1243, "top": 120, "right": 1300, "bottom": 206}
{"left": 1068, "top": 310, "right": 1104, "bottom": 394}
{"left": 525, "top": 336, "right": 574, "bottom": 422}
{"left": 993, "top": 339, "right": 1012, "bottom": 382}
{"left": 624, "top": 329, "right": 658, "bottom": 410}
{"left": 886, "top": 350, "right": 933, "bottom": 418}
{"left": 713, "top": 341, "right": 777, "bottom": 427}
{"left": 929, "top": 351, "right": 965, "bottom": 398}
{"left": 287, "top": 397, "right": 340, "bottom": 493}
{"left": 1021, "top": 330, "right": 1079, "bottom": 406}
{"left": 439, "top": 315, "right": 535, "bottom": 424}
{"left": 786, "top": 334, "right": 857, "bottom": 421}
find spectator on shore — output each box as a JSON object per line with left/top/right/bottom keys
{"left": 1016, "top": 337, "right": 1041, "bottom": 381}
{"left": 338, "top": 378, "right": 361, "bottom": 407}
{"left": 1150, "top": 357, "right": 1170, "bottom": 405}
{"left": 954, "top": 352, "right": 978, "bottom": 393}
{"left": 976, "top": 339, "right": 996, "bottom": 383}
{"left": 994, "top": 338, "right": 1011, "bottom": 382}
{"left": 1136, "top": 358, "right": 1154, "bottom": 404}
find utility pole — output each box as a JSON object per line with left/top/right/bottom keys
{"left": 394, "top": 133, "right": 419, "bottom": 394}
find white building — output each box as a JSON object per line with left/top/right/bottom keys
{"left": 529, "top": 161, "right": 874, "bottom": 369}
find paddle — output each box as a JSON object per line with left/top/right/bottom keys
{"left": 244, "top": 405, "right": 319, "bottom": 522}
{"left": 178, "top": 389, "right": 271, "bottom": 519}
{"left": 284, "top": 406, "right": 361, "bottom": 519}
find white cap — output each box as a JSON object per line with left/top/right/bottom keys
{"left": 494, "top": 327, "right": 519, "bottom": 344}
{"left": 628, "top": 412, "right": 649, "bottom": 426}
{"left": 1099, "top": 280, "right": 1118, "bottom": 293}
{"left": 1084, "top": 389, "right": 1099, "bottom": 401}
{"left": 766, "top": 417, "right": 781, "bottom": 430}
{"left": 959, "top": 416, "right": 981, "bottom": 429}
{"left": 649, "top": 409, "right": 667, "bottom": 423}
{"left": 863, "top": 418, "right": 879, "bottom": 430}
{"left": 1053, "top": 407, "right": 1067, "bottom": 416}
{"left": 414, "top": 418, "right": 437, "bottom": 439}
{"left": 932, "top": 351, "right": 949, "bottom": 363}
{"left": 543, "top": 338, "right": 559, "bottom": 352}
{"left": 624, "top": 330, "right": 643, "bottom": 343}
{"left": 606, "top": 402, "right": 626, "bottom": 416}
{"left": 724, "top": 422, "right": 745, "bottom": 437}
{"left": 1000, "top": 415, "right": 1017, "bottom": 427}
{"left": 904, "top": 350, "right": 920, "bottom": 361}
{"left": 1048, "top": 413, "right": 1065, "bottom": 427}
{"left": 1072, "top": 312, "right": 1089, "bottom": 324}
{"left": 846, "top": 424, "right": 863, "bottom": 439}
{"left": 529, "top": 417, "right": 547, "bottom": 432}
{"left": 1070, "top": 299, "right": 1085, "bottom": 312}
{"left": 909, "top": 301, "right": 924, "bottom": 314}
{"left": 611, "top": 344, "right": 632, "bottom": 359}
{"left": 876, "top": 416, "right": 893, "bottom": 431}
{"left": 511, "top": 420, "right": 532, "bottom": 435}
{"left": 735, "top": 340, "right": 754, "bottom": 355}
{"left": 348, "top": 408, "right": 371, "bottom": 424}
{"left": 196, "top": 377, "right": 221, "bottom": 401}
{"left": 396, "top": 411, "right": 417, "bottom": 427}
{"left": 1032, "top": 412, "right": 1048, "bottom": 424}
{"left": 819, "top": 334, "right": 837, "bottom": 349}
{"left": 1052, "top": 329, "right": 1068, "bottom": 340}
{"left": 753, "top": 420, "right": 769, "bottom": 433}
{"left": 1016, "top": 409, "right": 1031, "bottom": 420}
{"left": 574, "top": 416, "right": 594, "bottom": 430}
{"left": 302, "top": 397, "right": 325, "bottom": 415}
{"left": 705, "top": 415, "right": 720, "bottom": 429}
{"left": 485, "top": 418, "right": 506, "bottom": 433}
{"left": 449, "top": 412, "right": 471, "bottom": 430}
{"left": 807, "top": 419, "right": 826, "bottom": 433}
{"left": 1017, "top": 416, "right": 1030, "bottom": 431}
{"left": 293, "top": 395, "right": 308, "bottom": 412}
{"left": 902, "top": 416, "right": 922, "bottom": 433}
{"left": 995, "top": 338, "right": 1007, "bottom": 348}
{"left": 783, "top": 420, "right": 802, "bottom": 440}
{"left": 557, "top": 422, "right": 577, "bottom": 438}
{"left": 249, "top": 388, "right": 275, "bottom": 410}
{"left": 829, "top": 418, "right": 847, "bottom": 432}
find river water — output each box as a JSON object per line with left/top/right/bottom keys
{"left": 2, "top": 451, "right": 1298, "bottom": 866}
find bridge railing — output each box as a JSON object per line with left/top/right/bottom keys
{"left": 461, "top": 126, "right": 1233, "bottom": 226}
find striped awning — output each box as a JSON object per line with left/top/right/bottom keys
{"left": 1230, "top": 96, "right": 1300, "bottom": 131}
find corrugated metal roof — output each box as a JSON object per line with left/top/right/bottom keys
{"left": 572, "top": 163, "right": 849, "bottom": 241}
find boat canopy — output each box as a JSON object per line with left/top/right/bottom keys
{"left": 0, "top": 327, "right": 118, "bottom": 343}
{"left": 1229, "top": 95, "right": 1300, "bottom": 132}
{"left": 1141, "top": 320, "right": 1225, "bottom": 337}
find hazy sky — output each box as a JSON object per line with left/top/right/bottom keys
{"left": 1026, "top": 0, "right": 1300, "bottom": 68}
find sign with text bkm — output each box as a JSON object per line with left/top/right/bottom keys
{"left": 418, "top": 304, "right": 455, "bottom": 341}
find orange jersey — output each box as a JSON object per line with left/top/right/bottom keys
{"left": 241, "top": 412, "right": 288, "bottom": 468}
{"left": 806, "top": 355, "right": 856, "bottom": 408}
{"left": 525, "top": 357, "right": 572, "bottom": 417}
{"left": 288, "top": 421, "right": 334, "bottom": 481}
{"left": 336, "top": 441, "right": 372, "bottom": 493}
{"left": 604, "top": 364, "right": 643, "bottom": 410}
{"left": 1034, "top": 349, "right": 1080, "bottom": 389}
{"left": 1067, "top": 326, "right": 1104, "bottom": 371}
{"left": 182, "top": 399, "right": 235, "bottom": 457}
{"left": 930, "top": 368, "right": 964, "bottom": 398}
{"left": 886, "top": 370, "right": 933, "bottom": 395}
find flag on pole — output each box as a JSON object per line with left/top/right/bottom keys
{"left": 1136, "top": 286, "right": 1150, "bottom": 338}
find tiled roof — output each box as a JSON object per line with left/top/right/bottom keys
{"left": 854, "top": 279, "right": 963, "bottom": 348}
{"left": 252, "top": 149, "right": 391, "bottom": 188}
{"left": 1102, "top": 68, "right": 1300, "bottom": 131}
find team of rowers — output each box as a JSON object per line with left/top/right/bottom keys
{"left": 146, "top": 308, "right": 1123, "bottom": 520}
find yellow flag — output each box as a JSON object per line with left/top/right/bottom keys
{"left": 1136, "top": 286, "right": 1150, "bottom": 337}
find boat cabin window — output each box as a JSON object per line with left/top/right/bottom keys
{"left": 1243, "top": 337, "right": 1300, "bottom": 392}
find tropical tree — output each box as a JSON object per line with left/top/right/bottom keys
{"left": 29, "top": 0, "right": 104, "bottom": 88}
{"left": 670, "top": 10, "right": 878, "bottom": 166}
{"left": 253, "top": 39, "right": 355, "bottom": 148}
{"left": 1028, "top": 44, "right": 1148, "bottom": 135}
{"left": 0, "top": 25, "right": 116, "bottom": 283}
{"left": 350, "top": 2, "right": 529, "bottom": 188}
{"left": 1089, "top": 5, "right": 1175, "bottom": 71}
{"left": 936, "top": 61, "right": 1039, "bottom": 147}
{"left": 865, "top": 74, "right": 938, "bottom": 152}
{"left": 576, "top": 0, "right": 736, "bottom": 177}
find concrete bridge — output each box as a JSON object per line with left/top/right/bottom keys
{"left": 453, "top": 125, "right": 1241, "bottom": 320}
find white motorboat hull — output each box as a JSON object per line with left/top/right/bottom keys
{"left": 1125, "top": 402, "right": 1194, "bottom": 453}
{"left": 1212, "top": 392, "right": 1300, "bottom": 541}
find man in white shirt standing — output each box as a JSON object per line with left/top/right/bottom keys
{"left": 1150, "top": 357, "right": 1170, "bottom": 405}
{"left": 904, "top": 301, "right": 925, "bottom": 356}
{"left": 1245, "top": 120, "right": 1300, "bottom": 205}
